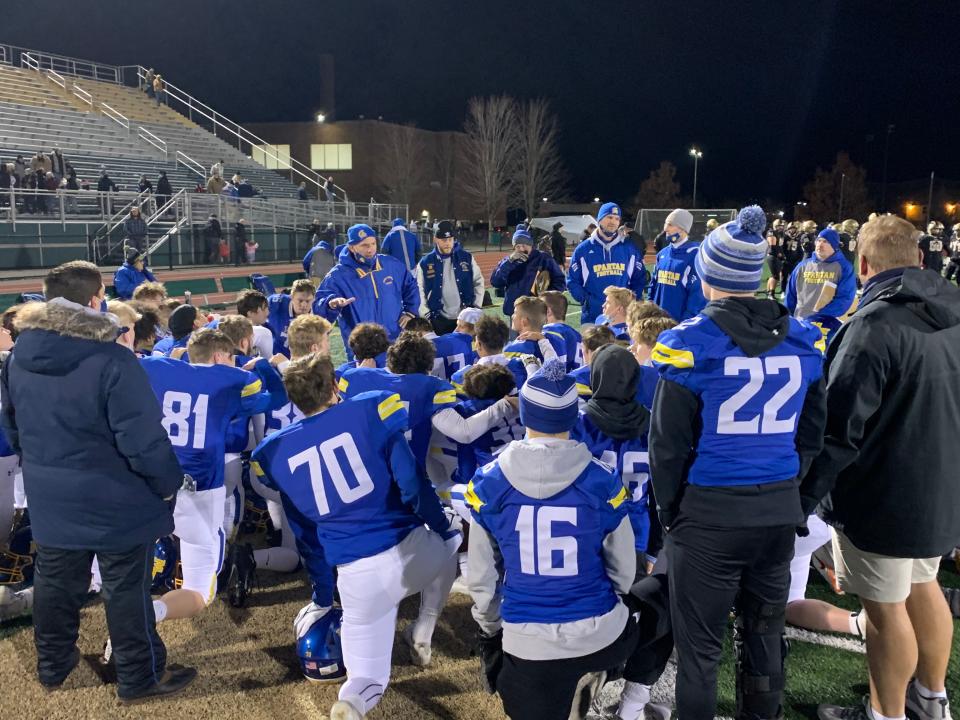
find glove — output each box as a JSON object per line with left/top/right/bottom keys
{"left": 439, "top": 507, "right": 464, "bottom": 544}
{"left": 293, "top": 601, "right": 331, "bottom": 639}
{"left": 476, "top": 629, "right": 503, "bottom": 694}
{"left": 796, "top": 521, "right": 810, "bottom": 538}
{"left": 509, "top": 251, "right": 528, "bottom": 263}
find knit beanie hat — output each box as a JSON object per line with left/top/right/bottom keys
{"left": 169, "top": 304, "right": 198, "bottom": 340}
{"left": 512, "top": 224, "right": 533, "bottom": 246}
{"left": 347, "top": 223, "right": 376, "bottom": 245}
{"left": 665, "top": 208, "right": 694, "bottom": 235}
{"left": 597, "top": 202, "right": 621, "bottom": 222}
{"left": 519, "top": 359, "right": 579, "bottom": 434}
{"left": 694, "top": 205, "right": 768, "bottom": 293}
{"left": 817, "top": 228, "right": 841, "bottom": 252}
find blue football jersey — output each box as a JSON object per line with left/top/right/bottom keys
{"left": 251, "top": 391, "right": 425, "bottom": 564}
{"left": 651, "top": 314, "right": 824, "bottom": 486}
{"left": 141, "top": 357, "right": 274, "bottom": 491}
{"left": 334, "top": 352, "right": 387, "bottom": 382}
{"left": 430, "top": 332, "right": 477, "bottom": 380}
{"left": 451, "top": 357, "right": 528, "bottom": 399}
{"left": 503, "top": 333, "right": 566, "bottom": 364}
{"left": 573, "top": 414, "right": 651, "bottom": 552}
{"left": 604, "top": 321, "right": 631, "bottom": 342}
{"left": 337, "top": 368, "right": 456, "bottom": 470}
{"left": 453, "top": 398, "right": 524, "bottom": 482}
{"left": 571, "top": 364, "right": 593, "bottom": 401}
{"left": 467, "top": 458, "right": 629, "bottom": 624}
{"left": 543, "top": 322, "right": 583, "bottom": 371}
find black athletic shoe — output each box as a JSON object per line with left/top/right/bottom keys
{"left": 226, "top": 543, "right": 256, "bottom": 608}
{"left": 118, "top": 665, "right": 197, "bottom": 704}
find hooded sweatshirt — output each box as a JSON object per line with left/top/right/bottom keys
{"left": 466, "top": 437, "right": 635, "bottom": 660}
{"left": 801, "top": 268, "right": 960, "bottom": 557}
{"left": 649, "top": 297, "right": 826, "bottom": 528}
{"left": 0, "top": 299, "right": 183, "bottom": 549}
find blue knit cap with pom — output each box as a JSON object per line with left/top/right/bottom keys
{"left": 519, "top": 358, "right": 579, "bottom": 434}
{"left": 694, "top": 205, "right": 769, "bottom": 293}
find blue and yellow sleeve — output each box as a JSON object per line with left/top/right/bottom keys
{"left": 650, "top": 328, "right": 696, "bottom": 387}
{"left": 431, "top": 380, "right": 458, "bottom": 412}
{"left": 376, "top": 392, "right": 409, "bottom": 437}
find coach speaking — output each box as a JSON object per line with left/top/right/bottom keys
{"left": 0, "top": 261, "right": 195, "bottom": 701}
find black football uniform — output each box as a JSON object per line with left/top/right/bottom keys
{"left": 918, "top": 234, "right": 945, "bottom": 273}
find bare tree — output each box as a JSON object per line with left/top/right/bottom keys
{"left": 633, "top": 161, "right": 682, "bottom": 209}
{"left": 512, "top": 98, "right": 567, "bottom": 219}
{"left": 460, "top": 95, "right": 517, "bottom": 235}
{"left": 802, "top": 151, "right": 872, "bottom": 221}
{"left": 434, "top": 131, "right": 459, "bottom": 218}
{"left": 376, "top": 122, "right": 427, "bottom": 206}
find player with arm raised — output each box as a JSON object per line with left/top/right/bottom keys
{"left": 251, "top": 355, "right": 461, "bottom": 720}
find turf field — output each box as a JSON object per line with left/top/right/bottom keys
{"left": 2, "top": 291, "right": 958, "bottom": 719}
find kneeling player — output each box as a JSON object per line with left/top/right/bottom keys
{"left": 252, "top": 355, "right": 461, "bottom": 720}
{"left": 467, "top": 360, "right": 639, "bottom": 720}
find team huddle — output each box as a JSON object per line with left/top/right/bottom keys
{"left": 0, "top": 203, "right": 958, "bottom": 720}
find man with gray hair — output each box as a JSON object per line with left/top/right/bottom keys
{"left": 802, "top": 214, "right": 960, "bottom": 720}
{"left": 648, "top": 208, "right": 706, "bottom": 321}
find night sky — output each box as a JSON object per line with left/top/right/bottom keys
{"left": 5, "top": 0, "right": 958, "bottom": 207}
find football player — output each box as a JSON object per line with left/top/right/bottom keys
{"left": 451, "top": 315, "right": 532, "bottom": 399}
{"left": 266, "top": 278, "right": 316, "bottom": 357}
{"left": 336, "top": 322, "right": 389, "bottom": 380}
{"left": 503, "top": 296, "right": 564, "bottom": 364}
{"left": 569, "top": 324, "right": 616, "bottom": 405}
{"left": 426, "top": 307, "right": 481, "bottom": 381}
{"left": 599, "top": 286, "right": 634, "bottom": 341}
{"left": 251, "top": 354, "right": 461, "bottom": 719}
{"left": 541, "top": 290, "right": 583, "bottom": 371}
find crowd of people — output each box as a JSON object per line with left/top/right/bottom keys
{"left": 0, "top": 204, "right": 958, "bottom": 720}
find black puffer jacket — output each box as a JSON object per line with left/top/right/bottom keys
{"left": 801, "top": 268, "right": 960, "bottom": 557}
{"left": 1, "top": 299, "right": 183, "bottom": 550}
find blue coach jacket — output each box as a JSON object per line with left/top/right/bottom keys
{"left": 567, "top": 232, "right": 647, "bottom": 324}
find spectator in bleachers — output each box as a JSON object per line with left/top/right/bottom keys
{"left": 323, "top": 175, "right": 335, "bottom": 202}
{"left": 156, "top": 171, "right": 172, "bottom": 213}
{"left": 234, "top": 218, "right": 249, "bottom": 266}
{"left": 297, "top": 181, "right": 308, "bottom": 201}
{"left": 144, "top": 68, "right": 155, "bottom": 98}
{"left": 237, "top": 177, "right": 256, "bottom": 198}
{"left": 206, "top": 172, "right": 226, "bottom": 195}
{"left": 97, "top": 169, "right": 118, "bottom": 215}
{"left": 210, "top": 159, "right": 224, "bottom": 178}
{"left": 123, "top": 207, "right": 149, "bottom": 252}
{"left": 153, "top": 74, "right": 166, "bottom": 106}
{"left": 138, "top": 174, "right": 154, "bottom": 195}
{"left": 64, "top": 168, "right": 80, "bottom": 214}
{"left": 203, "top": 213, "right": 223, "bottom": 264}
{"left": 43, "top": 173, "right": 58, "bottom": 214}
{"left": 114, "top": 248, "right": 158, "bottom": 300}
{"left": 30, "top": 150, "right": 51, "bottom": 175}
{"left": 0, "top": 163, "right": 11, "bottom": 208}
{"left": 13, "top": 155, "right": 26, "bottom": 185}
{"left": 49, "top": 148, "right": 67, "bottom": 181}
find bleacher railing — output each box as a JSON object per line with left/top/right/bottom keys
{"left": 137, "top": 126, "right": 168, "bottom": 158}
{"left": 130, "top": 65, "right": 349, "bottom": 202}
{"left": 72, "top": 83, "right": 93, "bottom": 109}
{"left": 45, "top": 69, "right": 66, "bottom": 89}
{"left": 2, "top": 43, "right": 120, "bottom": 83}
{"left": 175, "top": 151, "right": 205, "bottom": 179}
{"left": 100, "top": 102, "right": 129, "bottom": 131}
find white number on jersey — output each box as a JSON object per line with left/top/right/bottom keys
{"left": 432, "top": 353, "right": 467, "bottom": 380}
{"left": 717, "top": 356, "right": 802, "bottom": 435}
{"left": 929, "top": 240, "right": 943, "bottom": 252}
{"left": 161, "top": 391, "right": 209, "bottom": 449}
{"left": 491, "top": 415, "right": 524, "bottom": 446}
{"left": 601, "top": 449, "right": 649, "bottom": 502}
{"left": 270, "top": 402, "right": 305, "bottom": 432}
{"left": 287, "top": 432, "right": 375, "bottom": 515}
{"left": 515, "top": 505, "right": 578, "bottom": 577}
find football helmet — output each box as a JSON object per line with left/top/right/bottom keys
{"left": 801, "top": 220, "right": 818, "bottom": 234}
{"left": 296, "top": 605, "right": 346, "bottom": 683}
{"left": 705, "top": 218, "right": 720, "bottom": 232}
{"left": 840, "top": 218, "right": 859, "bottom": 237}
{"left": 151, "top": 536, "right": 179, "bottom": 593}
{"left": 0, "top": 525, "right": 34, "bottom": 587}
{"left": 927, "top": 220, "right": 944, "bottom": 236}
{"left": 242, "top": 495, "right": 272, "bottom": 534}
{"left": 771, "top": 218, "right": 784, "bottom": 231}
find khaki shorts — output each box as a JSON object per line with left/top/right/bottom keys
{"left": 832, "top": 529, "right": 940, "bottom": 603}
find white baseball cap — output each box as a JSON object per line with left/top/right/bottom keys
{"left": 457, "top": 308, "right": 484, "bottom": 325}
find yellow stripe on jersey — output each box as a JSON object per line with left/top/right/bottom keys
{"left": 810, "top": 322, "right": 828, "bottom": 355}
{"left": 576, "top": 383, "right": 592, "bottom": 396}
{"left": 241, "top": 378, "right": 263, "bottom": 397}
{"left": 452, "top": 381, "right": 466, "bottom": 395}
{"left": 433, "top": 389, "right": 457, "bottom": 405}
{"left": 503, "top": 351, "right": 523, "bottom": 359}
{"left": 250, "top": 460, "right": 265, "bottom": 477}
{"left": 608, "top": 486, "right": 628, "bottom": 510}
{"left": 338, "top": 377, "right": 349, "bottom": 393}
{"left": 377, "top": 393, "right": 404, "bottom": 421}
{"left": 464, "top": 480, "right": 484, "bottom": 512}
{"left": 651, "top": 342, "right": 694, "bottom": 369}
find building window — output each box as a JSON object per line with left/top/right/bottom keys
{"left": 310, "top": 144, "right": 352, "bottom": 171}
{"left": 253, "top": 144, "right": 291, "bottom": 170}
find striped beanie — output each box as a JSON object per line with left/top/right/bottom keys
{"left": 519, "top": 359, "right": 579, "bottom": 433}
{"left": 694, "top": 206, "right": 768, "bottom": 293}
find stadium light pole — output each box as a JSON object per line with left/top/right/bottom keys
{"left": 689, "top": 147, "right": 703, "bottom": 208}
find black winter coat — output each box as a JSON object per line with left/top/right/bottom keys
{"left": 801, "top": 268, "right": 960, "bottom": 557}
{"left": 0, "top": 299, "right": 183, "bottom": 550}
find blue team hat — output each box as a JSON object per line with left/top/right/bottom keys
{"left": 694, "top": 205, "right": 768, "bottom": 293}
{"left": 392, "top": 217, "right": 405, "bottom": 227}
{"left": 347, "top": 223, "right": 377, "bottom": 245}
{"left": 512, "top": 224, "right": 533, "bottom": 246}
{"left": 818, "top": 228, "right": 841, "bottom": 251}
{"left": 597, "top": 202, "right": 621, "bottom": 222}
{"left": 519, "top": 359, "right": 579, "bottom": 433}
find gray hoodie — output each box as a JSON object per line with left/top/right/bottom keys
{"left": 468, "top": 437, "right": 635, "bottom": 661}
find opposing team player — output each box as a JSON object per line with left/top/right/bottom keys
{"left": 766, "top": 223, "right": 785, "bottom": 299}
{"left": 139, "top": 328, "right": 283, "bottom": 625}
{"left": 251, "top": 354, "right": 461, "bottom": 720}
{"left": 649, "top": 206, "right": 827, "bottom": 720}
{"left": 541, "top": 290, "right": 583, "bottom": 371}
{"left": 466, "top": 359, "right": 639, "bottom": 719}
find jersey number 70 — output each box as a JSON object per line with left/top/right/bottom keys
{"left": 287, "top": 433, "right": 374, "bottom": 515}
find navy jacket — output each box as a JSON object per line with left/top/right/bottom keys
{"left": 490, "top": 248, "right": 565, "bottom": 316}
{"left": 1, "top": 299, "right": 183, "bottom": 550}
{"left": 418, "top": 243, "right": 476, "bottom": 317}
